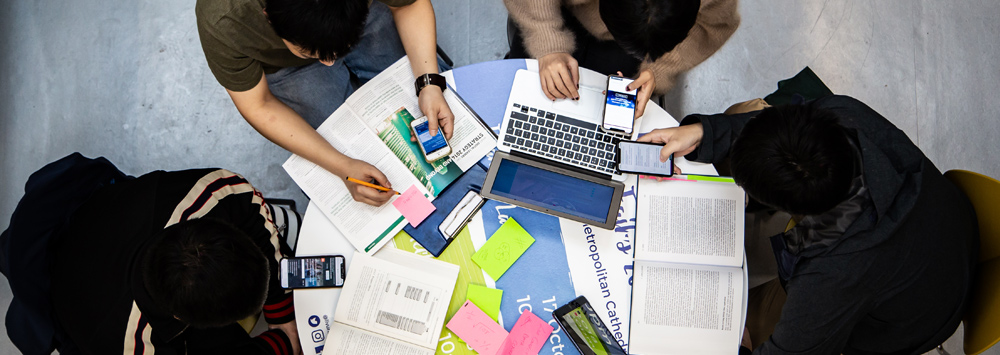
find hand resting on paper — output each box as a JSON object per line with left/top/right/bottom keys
{"left": 343, "top": 159, "right": 395, "bottom": 206}
{"left": 636, "top": 122, "right": 704, "bottom": 163}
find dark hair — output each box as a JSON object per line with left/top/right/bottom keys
{"left": 730, "top": 104, "right": 857, "bottom": 215}
{"left": 600, "top": 0, "right": 701, "bottom": 61}
{"left": 142, "top": 218, "right": 270, "bottom": 328}
{"left": 265, "top": 0, "right": 370, "bottom": 62}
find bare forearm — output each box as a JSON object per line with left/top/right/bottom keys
{"left": 390, "top": 0, "right": 440, "bottom": 77}
{"left": 238, "top": 94, "right": 352, "bottom": 178}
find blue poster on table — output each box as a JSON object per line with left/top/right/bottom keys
{"left": 478, "top": 199, "right": 582, "bottom": 355}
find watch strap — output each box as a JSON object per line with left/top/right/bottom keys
{"left": 415, "top": 73, "right": 447, "bottom": 96}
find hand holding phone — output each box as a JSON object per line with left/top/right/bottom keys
{"left": 411, "top": 116, "right": 452, "bottom": 163}
{"left": 280, "top": 255, "right": 346, "bottom": 289}
{"left": 602, "top": 75, "right": 637, "bottom": 134}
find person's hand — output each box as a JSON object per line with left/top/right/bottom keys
{"left": 342, "top": 159, "right": 394, "bottom": 206}
{"left": 741, "top": 326, "right": 752, "bottom": 349}
{"left": 269, "top": 320, "right": 302, "bottom": 355}
{"left": 637, "top": 123, "right": 704, "bottom": 162}
{"left": 538, "top": 52, "right": 580, "bottom": 100}
{"left": 627, "top": 70, "right": 656, "bottom": 119}
{"left": 417, "top": 85, "right": 454, "bottom": 140}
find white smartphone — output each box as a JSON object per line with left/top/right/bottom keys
{"left": 279, "top": 255, "right": 345, "bottom": 289}
{"left": 601, "top": 75, "right": 637, "bottom": 134}
{"left": 410, "top": 116, "right": 452, "bottom": 163}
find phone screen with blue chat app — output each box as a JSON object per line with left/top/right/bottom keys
{"left": 415, "top": 120, "right": 448, "bottom": 154}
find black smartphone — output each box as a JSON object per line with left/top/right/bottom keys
{"left": 601, "top": 75, "right": 637, "bottom": 135}
{"left": 279, "top": 255, "right": 345, "bottom": 289}
{"left": 615, "top": 140, "right": 674, "bottom": 177}
{"left": 552, "top": 296, "right": 628, "bottom": 355}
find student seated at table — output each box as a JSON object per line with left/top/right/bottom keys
{"left": 504, "top": 0, "right": 740, "bottom": 117}
{"left": 197, "top": 0, "right": 453, "bottom": 207}
{"left": 639, "top": 96, "right": 978, "bottom": 354}
{"left": 0, "top": 153, "right": 300, "bottom": 354}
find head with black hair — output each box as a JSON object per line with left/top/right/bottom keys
{"left": 730, "top": 104, "right": 858, "bottom": 216}
{"left": 142, "top": 218, "right": 270, "bottom": 328}
{"left": 265, "top": 0, "right": 370, "bottom": 63}
{"left": 600, "top": 0, "right": 701, "bottom": 61}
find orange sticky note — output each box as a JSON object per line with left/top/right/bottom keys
{"left": 498, "top": 311, "right": 554, "bottom": 355}
{"left": 447, "top": 300, "right": 508, "bottom": 355}
{"left": 392, "top": 185, "right": 436, "bottom": 227}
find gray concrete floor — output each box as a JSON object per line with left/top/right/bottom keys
{"left": 0, "top": 0, "right": 996, "bottom": 353}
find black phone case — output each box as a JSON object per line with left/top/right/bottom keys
{"left": 614, "top": 141, "right": 674, "bottom": 177}
{"left": 281, "top": 256, "right": 346, "bottom": 289}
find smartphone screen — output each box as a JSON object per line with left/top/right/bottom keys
{"left": 281, "top": 256, "right": 345, "bottom": 289}
{"left": 414, "top": 120, "right": 449, "bottom": 155}
{"left": 602, "top": 76, "right": 637, "bottom": 134}
{"left": 617, "top": 141, "right": 674, "bottom": 176}
{"left": 553, "top": 297, "right": 628, "bottom": 355}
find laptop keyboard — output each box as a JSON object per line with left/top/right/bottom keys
{"left": 501, "top": 103, "right": 627, "bottom": 175}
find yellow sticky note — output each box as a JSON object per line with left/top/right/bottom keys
{"left": 471, "top": 218, "right": 535, "bottom": 281}
{"left": 467, "top": 284, "right": 503, "bottom": 322}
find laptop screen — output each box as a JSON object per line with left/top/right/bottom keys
{"left": 490, "top": 158, "right": 615, "bottom": 223}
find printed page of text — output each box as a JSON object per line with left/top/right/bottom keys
{"left": 334, "top": 250, "right": 459, "bottom": 349}
{"left": 635, "top": 179, "right": 745, "bottom": 267}
{"left": 629, "top": 261, "right": 743, "bottom": 355}
{"left": 325, "top": 323, "right": 434, "bottom": 355}
{"left": 283, "top": 107, "right": 427, "bottom": 255}
{"left": 346, "top": 57, "right": 495, "bottom": 172}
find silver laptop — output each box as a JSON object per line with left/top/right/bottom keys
{"left": 496, "top": 70, "right": 632, "bottom": 182}
{"left": 484, "top": 70, "right": 629, "bottom": 229}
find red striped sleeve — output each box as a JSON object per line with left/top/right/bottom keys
{"left": 255, "top": 330, "right": 292, "bottom": 355}
{"left": 263, "top": 292, "right": 295, "bottom": 324}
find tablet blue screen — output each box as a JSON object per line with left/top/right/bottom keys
{"left": 491, "top": 159, "right": 614, "bottom": 223}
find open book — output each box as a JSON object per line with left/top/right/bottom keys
{"left": 630, "top": 178, "right": 746, "bottom": 355}
{"left": 283, "top": 57, "right": 495, "bottom": 255}
{"left": 324, "top": 248, "right": 460, "bottom": 355}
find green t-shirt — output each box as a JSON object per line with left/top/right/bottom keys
{"left": 196, "top": 0, "right": 416, "bottom": 92}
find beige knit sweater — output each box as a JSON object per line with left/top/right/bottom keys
{"left": 505, "top": 0, "right": 740, "bottom": 94}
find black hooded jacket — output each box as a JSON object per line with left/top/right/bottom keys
{"left": 683, "top": 96, "right": 978, "bottom": 355}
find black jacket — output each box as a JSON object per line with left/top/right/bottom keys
{"left": 49, "top": 168, "right": 296, "bottom": 355}
{"left": 683, "top": 96, "right": 978, "bottom": 355}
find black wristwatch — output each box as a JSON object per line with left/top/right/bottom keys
{"left": 414, "top": 73, "right": 447, "bottom": 96}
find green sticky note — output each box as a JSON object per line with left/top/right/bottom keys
{"left": 686, "top": 174, "right": 736, "bottom": 183}
{"left": 467, "top": 284, "right": 503, "bottom": 322}
{"left": 472, "top": 218, "right": 535, "bottom": 281}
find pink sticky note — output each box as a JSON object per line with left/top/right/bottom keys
{"left": 497, "top": 311, "right": 555, "bottom": 355}
{"left": 447, "top": 300, "right": 509, "bottom": 355}
{"left": 392, "top": 185, "right": 436, "bottom": 227}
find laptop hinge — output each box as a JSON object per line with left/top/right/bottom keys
{"left": 508, "top": 150, "right": 613, "bottom": 180}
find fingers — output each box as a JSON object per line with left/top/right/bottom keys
{"left": 636, "top": 128, "right": 668, "bottom": 143}
{"left": 635, "top": 94, "right": 649, "bottom": 120}
{"left": 425, "top": 109, "right": 441, "bottom": 137}
{"left": 366, "top": 167, "right": 391, "bottom": 190}
{"left": 540, "top": 75, "right": 556, "bottom": 101}
{"left": 437, "top": 104, "right": 455, "bottom": 140}
{"left": 630, "top": 71, "right": 655, "bottom": 119}
{"left": 538, "top": 53, "right": 578, "bottom": 100}
{"left": 554, "top": 69, "right": 579, "bottom": 99}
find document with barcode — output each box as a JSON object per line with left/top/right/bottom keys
{"left": 330, "top": 248, "right": 459, "bottom": 351}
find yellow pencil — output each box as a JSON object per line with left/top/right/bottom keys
{"left": 347, "top": 177, "right": 400, "bottom": 195}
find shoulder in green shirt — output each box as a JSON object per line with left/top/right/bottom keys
{"left": 196, "top": 0, "right": 416, "bottom": 92}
